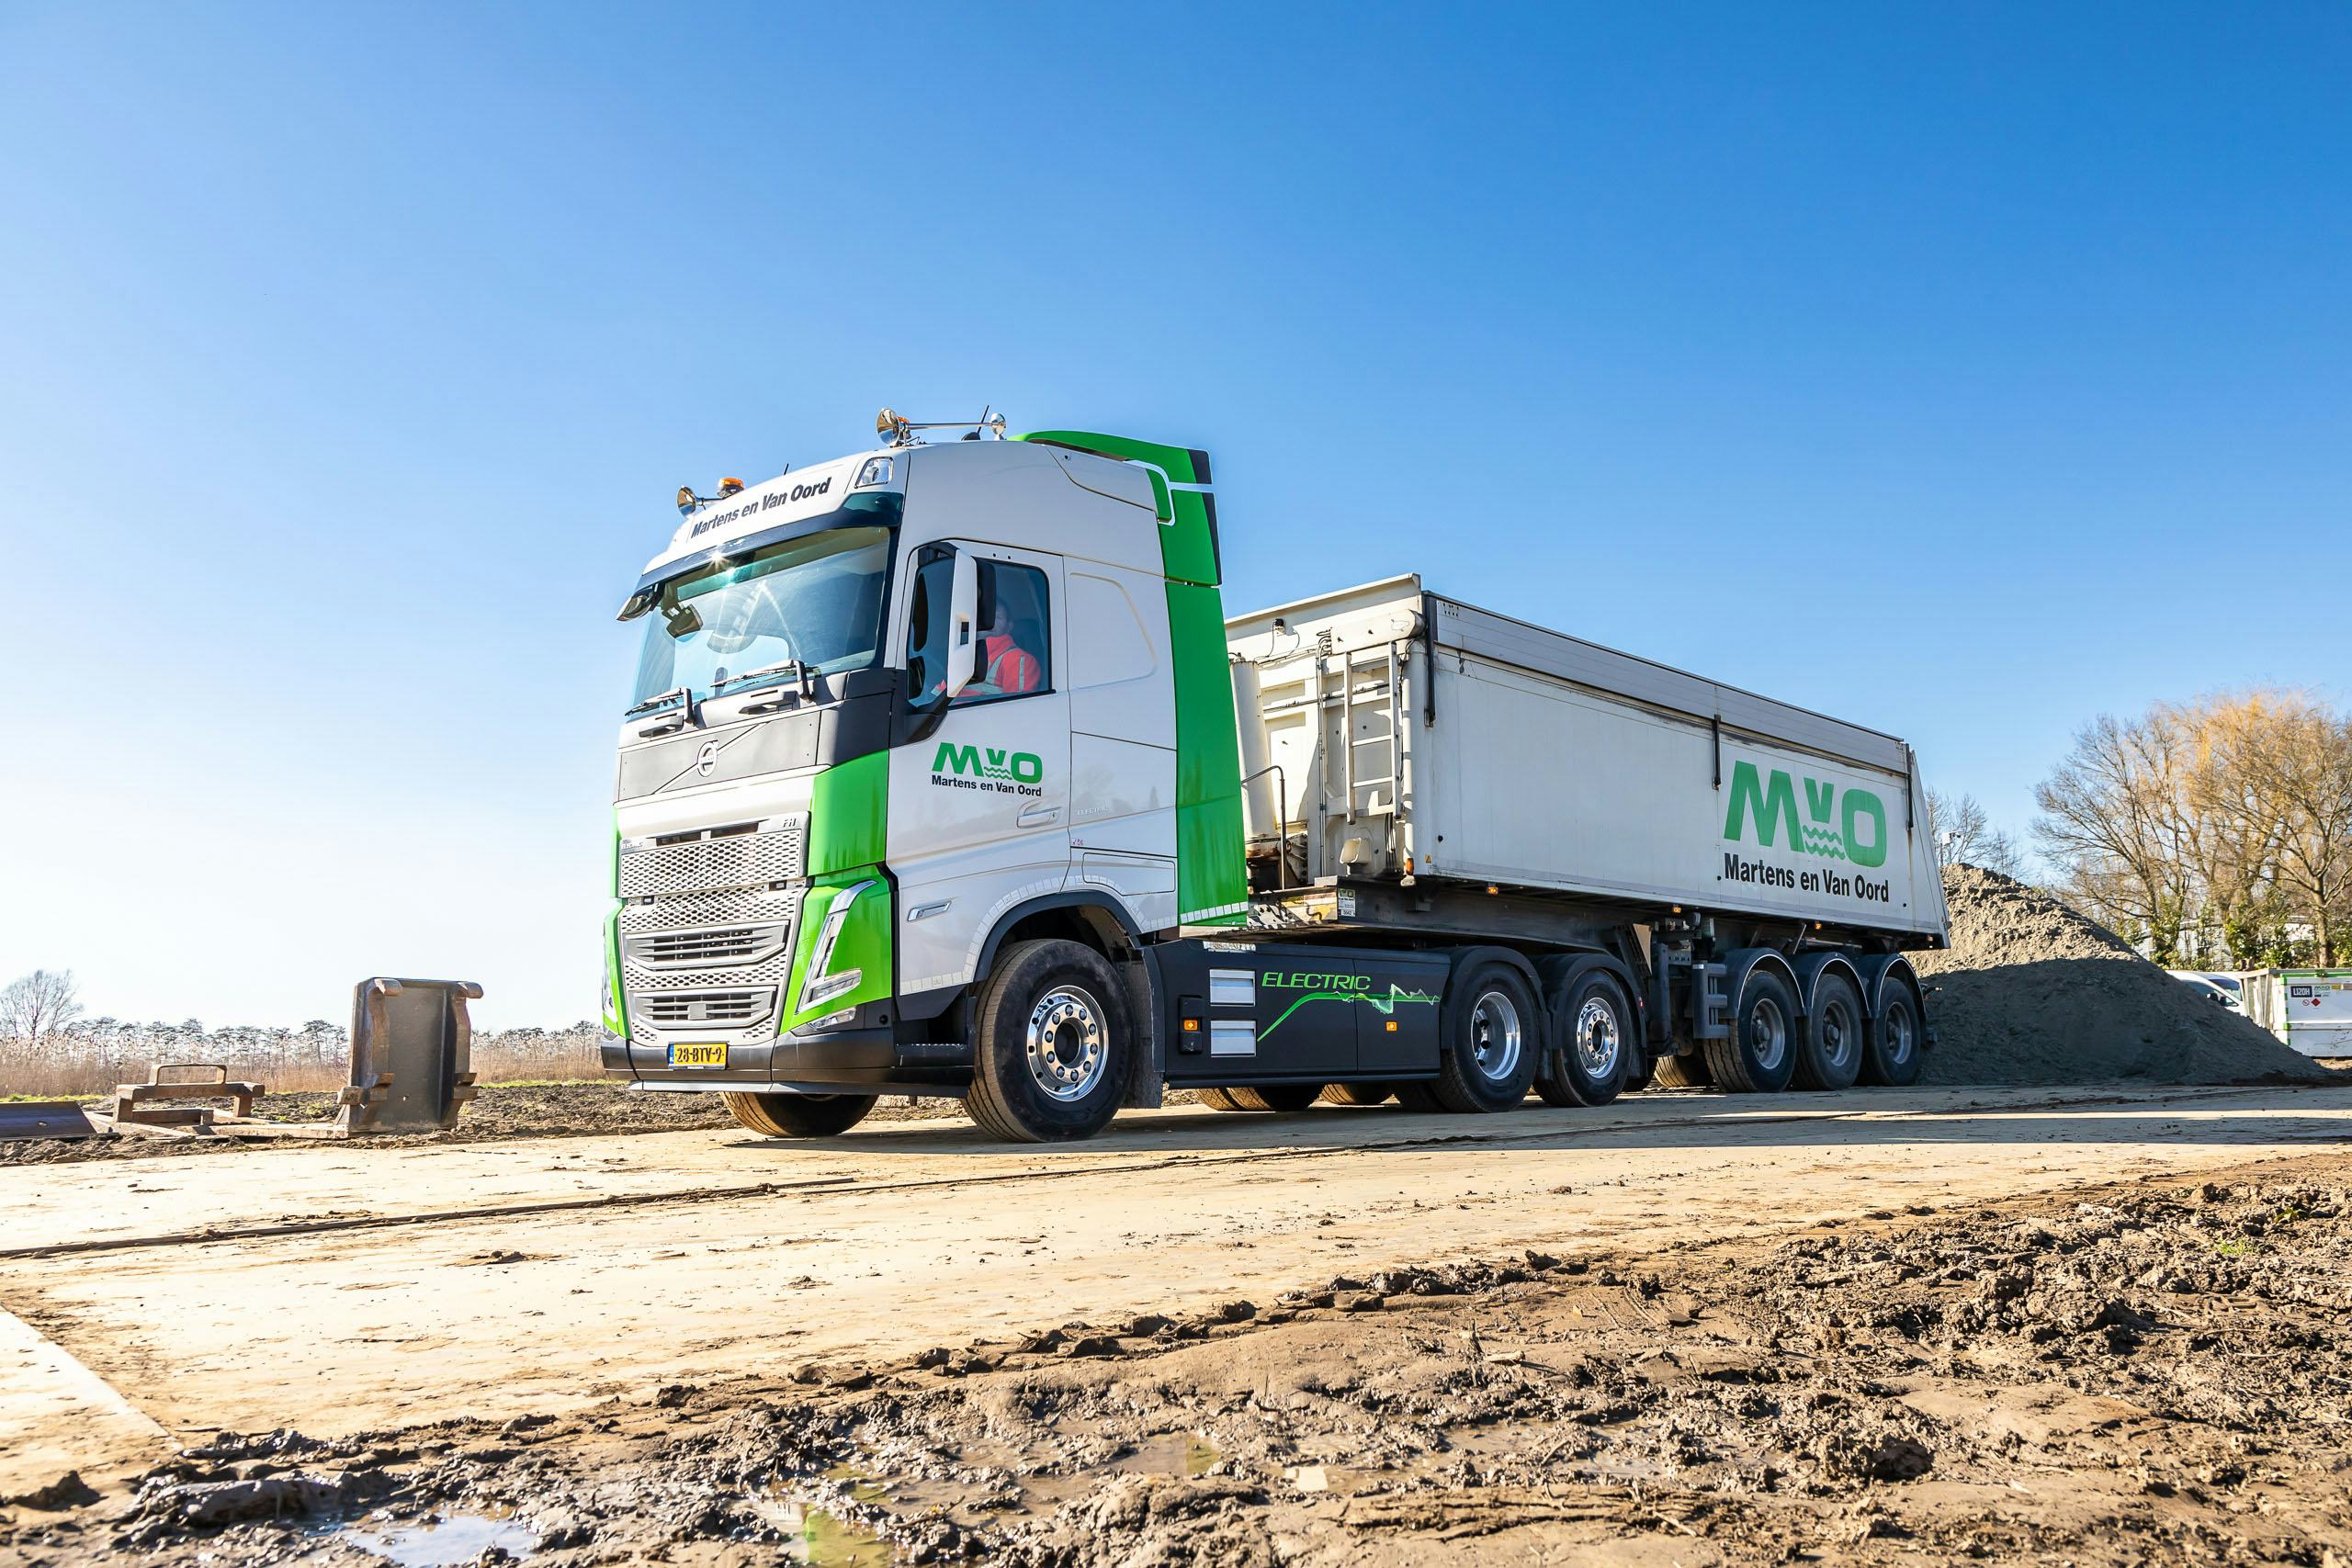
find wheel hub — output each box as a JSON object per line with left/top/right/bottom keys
{"left": 1024, "top": 985, "right": 1107, "bottom": 1101}
{"left": 1575, "top": 995, "right": 1621, "bottom": 1079}
{"left": 1748, "top": 996, "right": 1787, "bottom": 1073}
{"left": 1469, "top": 990, "right": 1523, "bottom": 1082}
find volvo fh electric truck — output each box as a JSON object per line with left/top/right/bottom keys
{"left": 604, "top": 412, "right": 1949, "bottom": 1142}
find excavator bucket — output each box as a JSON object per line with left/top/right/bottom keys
{"left": 340, "top": 977, "right": 483, "bottom": 1134}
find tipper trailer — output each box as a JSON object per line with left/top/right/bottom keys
{"left": 604, "top": 412, "right": 1951, "bottom": 1142}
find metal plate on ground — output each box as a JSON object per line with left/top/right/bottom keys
{"left": 0, "top": 1101, "right": 100, "bottom": 1142}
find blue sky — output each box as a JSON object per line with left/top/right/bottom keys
{"left": 3, "top": 3, "right": 2346, "bottom": 1027}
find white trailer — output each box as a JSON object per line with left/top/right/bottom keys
{"left": 1227, "top": 577, "right": 1946, "bottom": 941}
{"left": 2242, "top": 970, "right": 2352, "bottom": 1057}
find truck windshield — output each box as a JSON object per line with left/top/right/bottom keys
{"left": 628, "top": 525, "right": 891, "bottom": 708}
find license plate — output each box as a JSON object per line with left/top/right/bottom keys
{"left": 667, "top": 1042, "right": 729, "bottom": 1068}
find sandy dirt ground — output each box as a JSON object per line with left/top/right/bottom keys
{"left": 3, "top": 1082, "right": 2348, "bottom": 1564}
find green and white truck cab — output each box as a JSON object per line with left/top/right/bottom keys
{"left": 605, "top": 417, "right": 1250, "bottom": 1138}
{"left": 605, "top": 412, "right": 1950, "bottom": 1143}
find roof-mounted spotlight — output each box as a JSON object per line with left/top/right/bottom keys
{"left": 676, "top": 485, "right": 706, "bottom": 516}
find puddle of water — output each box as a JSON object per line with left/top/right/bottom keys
{"left": 775, "top": 1500, "right": 892, "bottom": 1565}
{"left": 343, "top": 1512, "right": 539, "bottom": 1567}
{"left": 822, "top": 1463, "right": 890, "bottom": 1506}
{"left": 1184, "top": 1436, "right": 1222, "bottom": 1477}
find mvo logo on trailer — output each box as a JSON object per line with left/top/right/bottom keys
{"left": 1722, "top": 761, "right": 1896, "bottom": 902}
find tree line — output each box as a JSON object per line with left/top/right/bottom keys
{"left": 2031, "top": 692, "right": 2350, "bottom": 967}
{"left": 0, "top": 968, "right": 604, "bottom": 1096}
{"left": 1894, "top": 696, "right": 2348, "bottom": 971}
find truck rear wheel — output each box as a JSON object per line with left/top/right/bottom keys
{"left": 1535, "top": 971, "right": 1630, "bottom": 1107}
{"left": 1433, "top": 959, "right": 1541, "bottom": 1112}
{"left": 966, "top": 939, "right": 1132, "bottom": 1142}
{"left": 1794, "top": 972, "right": 1866, "bottom": 1091}
{"left": 1649, "top": 1050, "right": 1712, "bottom": 1089}
{"left": 1704, "top": 968, "right": 1799, "bottom": 1094}
{"left": 1860, "top": 982, "right": 1925, "bottom": 1087}
{"left": 722, "top": 1090, "right": 876, "bottom": 1138}
{"left": 1225, "top": 1084, "right": 1323, "bottom": 1113}
{"left": 1194, "top": 1086, "right": 1250, "bottom": 1112}
{"left": 1321, "top": 1082, "right": 1394, "bottom": 1107}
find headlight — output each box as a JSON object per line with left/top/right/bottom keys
{"left": 800, "top": 880, "right": 876, "bottom": 1008}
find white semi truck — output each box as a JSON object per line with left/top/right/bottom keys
{"left": 603, "top": 413, "right": 1951, "bottom": 1141}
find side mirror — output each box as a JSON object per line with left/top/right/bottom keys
{"left": 944, "top": 551, "right": 981, "bottom": 701}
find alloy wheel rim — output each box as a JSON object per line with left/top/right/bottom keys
{"left": 1749, "top": 996, "right": 1788, "bottom": 1073}
{"left": 1883, "top": 1003, "right": 1915, "bottom": 1065}
{"left": 1820, "top": 999, "right": 1857, "bottom": 1072}
{"left": 1575, "top": 996, "right": 1621, "bottom": 1080}
{"left": 1470, "top": 990, "right": 1524, "bottom": 1082}
{"left": 1024, "top": 985, "right": 1107, "bottom": 1101}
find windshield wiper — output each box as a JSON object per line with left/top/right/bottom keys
{"left": 627, "top": 685, "right": 698, "bottom": 737}
{"left": 718, "top": 658, "right": 819, "bottom": 714}
{"left": 711, "top": 660, "right": 803, "bottom": 695}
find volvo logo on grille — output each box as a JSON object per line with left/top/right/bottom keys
{"left": 695, "top": 739, "right": 721, "bottom": 777}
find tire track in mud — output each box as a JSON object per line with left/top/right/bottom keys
{"left": 3, "top": 1084, "right": 2308, "bottom": 1262}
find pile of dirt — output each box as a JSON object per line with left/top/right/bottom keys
{"left": 1913, "top": 864, "right": 2327, "bottom": 1086}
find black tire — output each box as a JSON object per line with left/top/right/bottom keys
{"left": 1193, "top": 1086, "right": 1250, "bottom": 1112}
{"left": 1793, "top": 970, "right": 1866, "bottom": 1091}
{"left": 1226, "top": 1084, "right": 1323, "bottom": 1112}
{"left": 1535, "top": 971, "right": 1631, "bottom": 1107}
{"left": 1703, "top": 966, "right": 1800, "bottom": 1094}
{"left": 1649, "top": 1050, "right": 1712, "bottom": 1089}
{"left": 1320, "top": 1082, "right": 1394, "bottom": 1107}
{"left": 966, "top": 939, "right": 1132, "bottom": 1142}
{"left": 722, "top": 1090, "right": 876, "bottom": 1138}
{"left": 1860, "top": 980, "right": 1926, "bottom": 1087}
{"left": 1433, "top": 958, "right": 1542, "bottom": 1113}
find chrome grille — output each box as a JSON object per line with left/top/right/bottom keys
{"left": 625, "top": 921, "right": 790, "bottom": 968}
{"left": 619, "top": 818, "right": 807, "bottom": 898}
{"left": 642, "top": 988, "right": 775, "bottom": 1028}
{"left": 621, "top": 886, "right": 797, "bottom": 932}
{"left": 636, "top": 925, "right": 774, "bottom": 966}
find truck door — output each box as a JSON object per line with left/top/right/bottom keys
{"left": 888, "top": 543, "right": 1073, "bottom": 997}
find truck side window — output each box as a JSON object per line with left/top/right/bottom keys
{"left": 958, "top": 562, "right": 1049, "bottom": 705}
{"left": 902, "top": 556, "right": 1052, "bottom": 707}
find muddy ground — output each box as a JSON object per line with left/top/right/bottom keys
{"left": 6, "top": 1151, "right": 2346, "bottom": 1567}
{"left": 0, "top": 1083, "right": 986, "bottom": 1167}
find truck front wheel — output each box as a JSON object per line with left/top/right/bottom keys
{"left": 721, "top": 1090, "right": 876, "bottom": 1138}
{"left": 1433, "top": 960, "right": 1541, "bottom": 1112}
{"left": 966, "top": 939, "right": 1132, "bottom": 1142}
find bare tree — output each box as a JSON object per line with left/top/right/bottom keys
{"left": 0, "top": 969, "right": 85, "bottom": 1043}
{"left": 2240, "top": 705, "right": 2352, "bottom": 964}
{"left": 1926, "top": 789, "right": 2026, "bottom": 877}
{"left": 2033, "top": 709, "right": 2201, "bottom": 963}
{"left": 2035, "top": 693, "right": 2352, "bottom": 966}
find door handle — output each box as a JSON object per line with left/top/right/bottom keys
{"left": 1017, "top": 804, "right": 1061, "bottom": 828}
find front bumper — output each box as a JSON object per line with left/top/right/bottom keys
{"left": 605, "top": 1020, "right": 972, "bottom": 1092}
